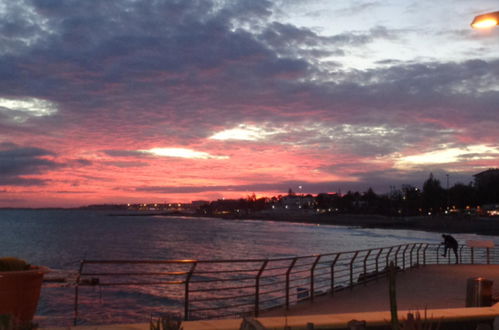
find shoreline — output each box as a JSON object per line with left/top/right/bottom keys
{"left": 113, "top": 210, "right": 499, "bottom": 236}
{"left": 236, "top": 213, "right": 499, "bottom": 236}
{"left": 7, "top": 208, "right": 496, "bottom": 236}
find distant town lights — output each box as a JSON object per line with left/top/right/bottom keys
{"left": 471, "top": 11, "right": 499, "bottom": 29}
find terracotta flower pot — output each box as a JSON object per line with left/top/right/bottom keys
{"left": 0, "top": 266, "right": 47, "bottom": 326}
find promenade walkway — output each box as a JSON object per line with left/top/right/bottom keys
{"left": 182, "top": 264, "right": 499, "bottom": 329}
{"left": 264, "top": 264, "right": 499, "bottom": 316}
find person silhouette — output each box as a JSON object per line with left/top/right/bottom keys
{"left": 441, "top": 234, "right": 459, "bottom": 264}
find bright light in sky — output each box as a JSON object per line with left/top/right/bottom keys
{"left": 472, "top": 19, "right": 498, "bottom": 29}
{"left": 396, "top": 145, "right": 499, "bottom": 168}
{"left": 0, "top": 97, "right": 58, "bottom": 122}
{"left": 140, "top": 148, "right": 229, "bottom": 160}
{"left": 471, "top": 11, "right": 499, "bottom": 29}
{"left": 209, "top": 124, "right": 284, "bottom": 141}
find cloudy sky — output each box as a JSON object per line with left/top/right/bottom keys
{"left": 1, "top": 0, "right": 498, "bottom": 207}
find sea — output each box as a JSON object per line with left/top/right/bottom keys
{"left": 0, "top": 209, "right": 497, "bottom": 326}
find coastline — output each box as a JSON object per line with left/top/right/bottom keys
{"left": 112, "top": 210, "right": 499, "bottom": 236}
{"left": 235, "top": 213, "right": 499, "bottom": 236}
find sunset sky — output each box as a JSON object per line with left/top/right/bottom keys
{"left": 1, "top": 0, "right": 498, "bottom": 207}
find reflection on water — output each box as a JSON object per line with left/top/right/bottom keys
{"left": 0, "top": 209, "right": 496, "bottom": 326}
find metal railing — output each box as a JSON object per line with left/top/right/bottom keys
{"left": 72, "top": 243, "right": 499, "bottom": 325}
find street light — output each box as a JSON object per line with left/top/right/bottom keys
{"left": 471, "top": 11, "right": 499, "bottom": 29}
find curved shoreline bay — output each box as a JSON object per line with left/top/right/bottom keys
{"left": 119, "top": 211, "right": 499, "bottom": 236}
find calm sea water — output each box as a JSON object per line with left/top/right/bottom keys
{"left": 0, "top": 209, "right": 496, "bottom": 326}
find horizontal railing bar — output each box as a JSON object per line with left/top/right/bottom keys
{"left": 79, "top": 280, "right": 185, "bottom": 286}
{"left": 288, "top": 268, "right": 311, "bottom": 276}
{"left": 78, "top": 243, "right": 454, "bottom": 268}
{"left": 190, "top": 283, "right": 257, "bottom": 293}
{"left": 190, "top": 292, "right": 256, "bottom": 303}
{"left": 287, "top": 283, "right": 313, "bottom": 292}
{"left": 260, "top": 287, "right": 291, "bottom": 296}
{"left": 314, "top": 283, "right": 331, "bottom": 291}
{"left": 260, "top": 272, "right": 289, "bottom": 279}
{"left": 190, "top": 300, "right": 254, "bottom": 312}
{"left": 80, "top": 271, "right": 189, "bottom": 276}
{"left": 191, "top": 277, "right": 254, "bottom": 284}
{"left": 192, "top": 269, "right": 261, "bottom": 274}
{"left": 82, "top": 259, "right": 197, "bottom": 264}
{"left": 259, "top": 279, "right": 287, "bottom": 287}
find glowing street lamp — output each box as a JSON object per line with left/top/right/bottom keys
{"left": 471, "top": 11, "right": 499, "bottom": 29}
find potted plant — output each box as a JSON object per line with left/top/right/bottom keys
{"left": 0, "top": 257, "right": 48, "bottom": 328}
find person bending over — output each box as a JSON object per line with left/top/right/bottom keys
{"left": 441, "top": 234, "right": 458, "bottom": 264}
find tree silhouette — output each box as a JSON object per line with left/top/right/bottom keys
{"left": 449, "top": 183, "right": 476, "bottom": 209}
{"left": 401, "top": 185, "right": 422, "bottom": 216}
{"left": 422, "top": 173, "right": 445, "bottom": 213}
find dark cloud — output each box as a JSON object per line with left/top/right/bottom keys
{"left": 354, "top": 169, "right": 475, "bottom": 191}
{"left": 0, "top": 1, "right": 51, "bottom": 54}
{"left": 133, "top": 178, "right": 419, "bottom": 195}
{"left": 103, "top": 150, "right": 143, "bottom": 158}
{"left": 333, "top": 1, "right": 383, "bottom": 16}
{"left": 104, "top": 161, "right": 148, "bottom": 168}
{"left": 133, "top": 170, "right": 473, "bottom": 195}
{"left": 135, "top": 181, "right": 339, "bottom": 194}
{"left": 327, "top": 26, "right": 400, "bottom": 46}
{"left": 1, "top": 0, "right": 315, "bottom": 134}
{"left": 0, "top": 143, "right": 59, "bottom": 186}
{"left": 1, "top": 0, "right": 495, "bottom": 139}
{"left": 53, "top": 190, "right": 96, "bottom": 194}
{"left": 261, "top": 22, "right": 323, "bottom": 48}
{"left": 73, "top": 159, "right": 92, "bottom": 166}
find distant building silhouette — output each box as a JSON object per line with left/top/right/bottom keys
{"left": 474, "top": 168, "right": 499, "bottom": 205}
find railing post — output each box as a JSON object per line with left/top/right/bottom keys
{"left": 375, "top": 248, "right": 383, "bottom": 277}
{"left": 402, "top": 245, "right": 409, "bottom": 270}
{"left": 255, "top": 260, "right": 268, "bottom": 317}
{"left": 416, "top": 243, "right": 423, "bottom": 265}
{"left": 184, "top": 262, "right": 197, "bottom": 321}
{"left": 350, "top": 251, "right": 359, "bottom": 289}
{"left": 330, "top": 254, "right": 340, "bottom": 295}
{"left": 394, "top": 245, "right": 402, "bottom": 268}
{"left": 286, "top": 258, "right": 298, "bottom": 309}
{"left": 385, "top": 247, "right": 394, "bottom": 270}
{"left": 487, "top": 248, "right": 490, "bottom": 264}
{"left": 310, "top": 255, "right": 321, "bottom": 302}
{"left": 471, "top": 247, "right": 474, "bottom": 264}
{"left": 74, "top": 260, "right": 85, "bottom": 326}
{"left": 423, "top": 244, "right": 429, "bottom": 266}
{"left": 409, "top": 244, "right": 416, "bottom": 269}
{"left": 363, "top": 250, "right": 372, "bottom": 286}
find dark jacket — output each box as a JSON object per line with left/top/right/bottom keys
{"left": 443, "top": 235, "right": 458, "bottom": 248}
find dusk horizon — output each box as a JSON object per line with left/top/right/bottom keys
{"left": 1, "top": 0, "right": 498, "bottom": 208}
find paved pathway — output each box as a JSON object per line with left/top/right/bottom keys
{"left": 263, "top": 264, "right": 499, "bottom": 317}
